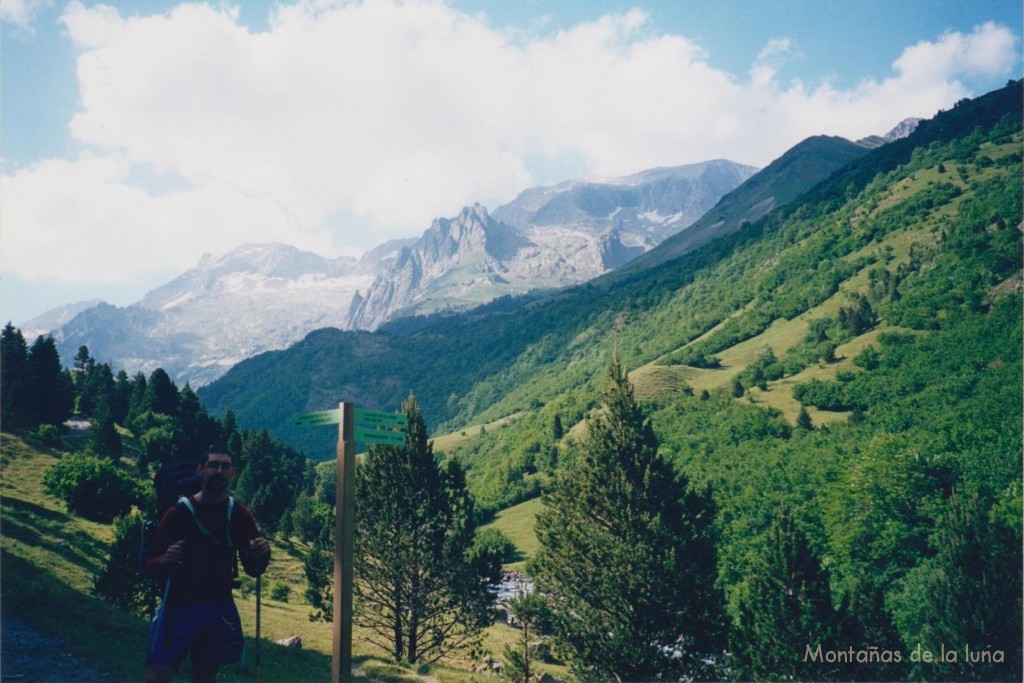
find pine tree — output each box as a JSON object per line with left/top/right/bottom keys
{"left": 797, "top": 406, "right": 814, "bottom": 430}
{"left": 532, "top": 353, "right": 724, "bottom": 681}
{"left": 730, "top": 506, "right": 849, "bottom": 681}
{"left": 144, "top": 368, "right": 178, "bottom": 417}
{"left": 112, "top": 370, "right": 132, "bottom": 425}
{"left": 235, "top": 429, "right": 305, "bottom": 533}
{"left": 220, "top": 408, "right": 243, "bottom": 458}
{"left": 72, "top": 345, "right": 95, "bottom": 375}
{"left": 353, "top": 394, "right": 490, "bottom": 664}
{"left": 176, "top": 383, "right": 220, "bottom": 458}
{"left": 1, "top": 323, "right": 31, "bottom": 431}
{"left": 27, "top": 335, "right": 74, "bottom": 427}
{"left": 552, "top": 414, "right": 564, "bottom": 440}
{"left": 81, "top": 363, "right": 116, "bottom": 422}
{"left": 126, "top": 372, "right": 147, "bottom": 426}
{"left": 72, "top": 346, "right": 96, "bottom": 414}
{"left": 304, "top": 517, "right": 335, "bottom": 621}
{"left": 839, "top": 294, "right": 877, "bottom": 336}
{"left": 892, "top": 493, "right": 1022, "bottom": 681}
{"left": 503, "top": 590, "right": 550, "bottom": 683}
{"left": 90, "top": 413, "right": 123, "bottom": 459}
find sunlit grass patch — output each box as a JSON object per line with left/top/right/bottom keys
{"left": 480, "top": 496, "right": 543, "bottom": 572}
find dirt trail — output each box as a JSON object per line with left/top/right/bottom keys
{"left": 1, "top": 618, "right": 109, "bottom": 682}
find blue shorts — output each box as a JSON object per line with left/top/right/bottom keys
{"left": 146, "top": 601, "right": 244, "bottom": 669}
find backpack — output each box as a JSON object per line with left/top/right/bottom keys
{"left": 138, "top": 460, "right": 240, "bottom": 582}
{"left": 137, "top": 460, "right": 202, "bottom": 572}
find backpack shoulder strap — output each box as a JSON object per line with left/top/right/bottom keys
{"left": 226, "top": 497, "right": 235, "bottom": 548}
{"left": 177, "top": 496, "right": 236, "bottom": 548}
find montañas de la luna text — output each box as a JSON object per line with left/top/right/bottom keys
{"left": 804, "top": 643, "right": 1006, "bottom": 665}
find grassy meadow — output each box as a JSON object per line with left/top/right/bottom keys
{"left": 0, "top": 433, "right": 565, "bottom": 682}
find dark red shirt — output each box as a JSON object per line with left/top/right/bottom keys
{"left": 143, "top": 496, "right": 266, "bottom": 604}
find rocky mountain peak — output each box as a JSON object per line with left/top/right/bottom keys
{"left": 421, "top": 203, "right": 493, "bottom": 259}
{"left": 347, "top": 160, "right": 756, "bottom": 330}
{"left": 883, "top": 118, "right": 924, "bottom": 141}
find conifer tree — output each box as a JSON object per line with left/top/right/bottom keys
{"left": 235, "top": 428, "right": 304, "bottom": 533}
{"left": 176, "top": 383, "right": 220, "bottom": 457}
{"left": 353, "top": 394, "right": 490, "bottom": 664}
{"left": 303, "top": 518, "right": 335, "bottom": 621}
{"left": 503, "top": 589, "right": 550, "bottom": 683}
{"left": 730, "top": 505, "right": 850, "bottom": 681}
{"left": 144, "top": 368, "right": 178, "bottom": 416}
{"left": 112, "top": 370, "right": 132, "bottom": 425}
{"left": 532, "top": 353, "right": 724, "bottom": 681}
{"left": 90, "top": 413, "right": 123, "bottom": 459}
{"left": 891, "top": 493, "right": 1022, "bottom": 681}
{"left": 551, "top": 414, "right": 564, "bottom": 440}
{"left": 27, "top": 335, "right": 74, "bottom": 427}
{"left": 126, "top": 372, "right": 147, "bottom": 426}
{"left": 73, "top": 345, "right": 95, "bottom": 375}
{"left": 1, "top": 323, "right": 30, "bottom": 431}
{"left": 81, "top": 363, "right": 116, "bottom": 421}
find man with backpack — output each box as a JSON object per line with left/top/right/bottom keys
{"left": 143, "top": 446, "right": 271, "bottom": 683}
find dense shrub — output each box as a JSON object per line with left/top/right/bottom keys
{"left": 792, "top": 379, "right": 856, "bottom": 411}
{"left": 34, "top": 423, "right": 62, "bottom": 447}
{"left": 469, "top": 527, "right": 518, "bottom": 584}
{"left": 42, "top": 453, "right": 145, "bottom": 522}
{"left": 93, "top": 509, "right": 155, "bottom": 615}
{"left": 270, "top": 581, "right": 291, "bottom": 602}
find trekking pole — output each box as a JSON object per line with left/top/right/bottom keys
{"left": 255, "top": 573, "right": 262, "bottom": 683}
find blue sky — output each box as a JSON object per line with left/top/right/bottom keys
{"left": 2, "top": 0, "right": 1021, "bottom": 324}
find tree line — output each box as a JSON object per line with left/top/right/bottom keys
{"left": 0, "top": 329, "right": 310, "bottom": 535}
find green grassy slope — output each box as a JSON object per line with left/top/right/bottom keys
{"left": 610, "top": 134, "right": 872, "bottom": 275}
{"left": 0, "top": 434, "right": 338, "bottom": 682}
{"left": 194, "top": 94, "right": 977, "bottom": 458}
{"left": 0, "top": 434, "right": 569, "bottom": 681}
{"left": 199, "top": 83, "right": 1021, "bottom": 475}
{"left": 192, "top": 83, "right": 1021, "bottom": 678}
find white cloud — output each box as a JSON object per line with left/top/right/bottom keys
{"left": 1, "top": 0, "right": 52, "bottom": 32}
{"left": 894, "top": 21, "right": 1020, "bottom": 85}
{"left": 2, "top": 153, "right": 335, "bottom": 283}
{"left": 3, "top": 1, "right": 1020, "bottom": 290}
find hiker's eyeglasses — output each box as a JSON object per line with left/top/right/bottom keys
{"left": 204, "top": 462, "right": 234, "bottom": 471}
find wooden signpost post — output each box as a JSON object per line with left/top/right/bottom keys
{"left": 292, "top": 403, "right": 406, "bottom": 683}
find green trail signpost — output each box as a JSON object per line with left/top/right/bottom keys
{"left": 292, "top": 403, "right": 406, "bottom": 683}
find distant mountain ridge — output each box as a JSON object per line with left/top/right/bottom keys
{"left": 348, "top": 160, "right": 758, "bottom": 329}
{"left": 194, "top": 80, "right": 1022, "bottom": 465}
{"left": 609, "top": 136, "right": 873, "bottom": 277}
{"left": 20, "top": 299, "right": 103, "bottom": 341}
{"left": 30, "top": 160, "right": 756, "bottom": 383}
{"left": 46, "top": 244, "right": 380, "bottom": 386}
{"left": 612, "top": 118, "right": 924, "bottom": 280}
{"left": 28, "top": 119, "right": 918, "bottom": 386}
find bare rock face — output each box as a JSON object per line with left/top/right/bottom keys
{"left": 347, "top": 160, "right": 758, "bottom": 329}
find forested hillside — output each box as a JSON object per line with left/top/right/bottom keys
{"left": 199, "top": 81, "right": 1021, "bottom": 462}
{"left": 3, "top": 80, "right": 1020, "bottom": 681}
{"left": 199, "top": 80, "right": 1022, "bottom": 680}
